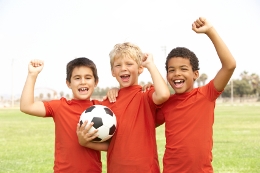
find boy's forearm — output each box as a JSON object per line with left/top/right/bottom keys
{"left": 81, "top": 141, "right": 109, "bottom": 151}
{"left": 147, "top": 63, "right": 170, "bottom": 104}
{"left": 20, "top": 74, "right": 38, "bottom": 112}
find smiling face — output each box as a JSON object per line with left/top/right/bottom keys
{"left": 66, "top": 66, "right": 98, "bottom": 100}
{"left": 111, "top": 55, "right": 143, "bottom": 88}
{"left": 166, "top": 57, "right": 199, "bottom": 94}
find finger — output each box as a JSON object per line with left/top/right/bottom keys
{"left": 199, "top": 17, "right": 206, "bottom": 23}
{"left": 113, "top": 89, "right": 118, "bottom": 98}
{"left": 112, "top": 90, "right": 118, "bottom": 102}
{"left": 85, "top": 129, "right": 99, "bottom": 141}
{"left": 84, "top": 122, "right": 95, "bottom": 134}
{"left": 31, "top": 60, "right": 43, "bottom": 67}
{"left": 109, "top": 90, "right": 117, "bottom": 103}
{"left": 87, "top": 129, "right": 98, "bottom": 137}
{"left": 192, "top": 23, "right": 200, "bottom": 32}
{"left": 142, "top": 54, "right": 148, "bottom": 62}
{"left": 193, "top": 21, "right": 200, "bottom": 28}
{"left": 78, "top": 120, "right": 89, "bottom": 133}
{"left": 76, "top": 123, "right": 81, "bottom": 131}
{"left": 196, "top": 19, "right": 203, "bottom": 26}
{"left": 107, "top": 91, "right": 115, "bottom": 103}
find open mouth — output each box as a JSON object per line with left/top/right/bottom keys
{"left": 120, "top": 74, "right": 130, "bottom": 81}
{"left": 78, "top": 87, "right": 89, "bottom": 92}
{"left": 174, "top": 80, "right": 184, "bottom": 85}
{"left": 173, "top": 80, "right": 184, "bottom": 88}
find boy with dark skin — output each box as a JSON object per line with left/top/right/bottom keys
{"left": 158, "top": 17, "right": 236, "bottom": 173}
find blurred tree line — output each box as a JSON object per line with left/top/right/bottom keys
{"left": 43, "top": 71, "right": 259, "bottom": 101}
{"left": 222, "top": 71, "right": 260, "bottom": 98}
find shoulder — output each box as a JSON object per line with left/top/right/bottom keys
{"left": 198, "top": 79, "right": 217, "bottom": 92}
{"left": 198, "top": 79, "right": 222, "bottom": 100}
{"left": 43, "top": 98, "right": 64, "bottom": 108}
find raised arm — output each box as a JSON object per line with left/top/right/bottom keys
{"left": 142, "top": 53, "right": 170, "bottom": 105}
{"left": 192, "top": 17, "right": 236, "bottom": 91}
{"left": 20, "top": 59, "right": 46, "bottom": 117}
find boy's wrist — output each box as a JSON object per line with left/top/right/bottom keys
{"left": 205, "top": 26, "right": 215, "bottom": 36}
{"left": 145, "top": 62, "right": 156, "bottom": 71}
{"left": 28, "top": 72, "right": 39, "bottom": 78}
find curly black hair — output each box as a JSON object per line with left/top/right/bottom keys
{"left": 165, "top": 47, "right": 200, "bottom": 72}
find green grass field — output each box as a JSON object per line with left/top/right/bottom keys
{"left": 0, "top": 104, "right": 260, "bottom": 173}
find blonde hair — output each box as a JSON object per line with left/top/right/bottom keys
{"left": 109, "top": 42, "right": 144, "bottom": 69}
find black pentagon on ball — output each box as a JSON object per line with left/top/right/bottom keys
{"left": 91, "top": 117, "right": 103, "bottom": 129}
{"left": 92, "top": 137, "right": 102, "bottom": 142}
{"left": 85, "top": 105, "right": 95, "bottom": 113}
{"left": 104, "top": 107, "right": 114, "bottom": 117}
{"left": 109, "top": 124, "right": 116, "bottom": 135}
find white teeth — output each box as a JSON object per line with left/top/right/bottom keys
{"left": 80, "top": 88, "right": 88, "bottom": 91}
{"left": 175, "top": 80, "right": 182, "bottom": 83}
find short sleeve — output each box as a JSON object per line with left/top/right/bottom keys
{"left": 155, "top": 108, "right": 165, "bottom": 126}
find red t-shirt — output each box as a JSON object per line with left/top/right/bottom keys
{"left": 44, "top": 98, "right": 102, "bottom": 173}
{"left": 157, "top": 80, "right": 222, "bottom": 173}
{"left": 101, "top": 85, "right": 160, "bottom": 173}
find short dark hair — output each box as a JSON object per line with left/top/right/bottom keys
{"left": 66, "top": 57, "right": 99, "bottom": 83}
{"left": 165, "top": 47, "right": 200, "bottom": 72}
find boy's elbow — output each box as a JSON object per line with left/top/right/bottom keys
{"left": 154, "top": 92, "right": 170, "bottom": 105}
{"left": 20, "top": 104, "right": 25, "bottom": 112}
{"left": 164, "top": 89, "right": 171, "bottom": 100}
{"left": 227, "top": 58, "right": 236, "bottom": 71}
{"left": 162, "top": 92, "right": 170, "bottom": 102}
{"left": 20, "top": 103, "right": 33, "bottom": 115}
{"left": 20, "top": 106, "right": 28, "bottom": 114}
{"left": 230, "top": 60, "right": 236, "bottom": 70}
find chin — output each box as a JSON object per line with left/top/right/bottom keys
{"left": 77, "top": 95, "right": 90, "bottom": 100}
{"left": 120, "top": 83, "right": 131, "bottom": 88}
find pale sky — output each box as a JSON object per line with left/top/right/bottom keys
{"left": 0, "top": 0, "right": 260, "bottom": 99}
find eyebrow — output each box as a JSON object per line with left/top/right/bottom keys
{"left": 169, "top": 65, "right": 189, "bottom": 68}
{"left": 72, "top": 74, "right": 93, "bottom": 78}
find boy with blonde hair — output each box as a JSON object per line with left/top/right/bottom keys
{"left": 77, "top": 42, "right": 170, "bottom": 173}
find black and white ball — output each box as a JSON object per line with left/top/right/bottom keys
{"left": 79, "top": 105, "right": 117, "bottom": 142}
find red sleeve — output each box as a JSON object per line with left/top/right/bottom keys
{"left": 43, "top": 99, "right": 62, "bottom": 117}
{"left": 200, "top": 80, "right": 223, "bottom": 101}
{"left": 145, "top": 86, "right": 165, "bottom": 126}
{"left": 155, "top": 108, "right": 165, "bottom": 126}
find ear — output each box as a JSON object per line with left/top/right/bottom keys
{"left": 66, "top": 80, "right": 71, "bottom": 89}
{"left": 111, "top": 69, "right": 116, "bottom": 77}
{"left": 138, "top": 66, "right": 144, "bottom": 75}
{"left": 95, "top": 79, "right": 99, "bottom": 87}
{"left": 194, "top": 70, "right": 199, "bottom": 81}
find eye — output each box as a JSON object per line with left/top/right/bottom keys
{"left": 168, "top": 69, "right": 174, "bottom": 73}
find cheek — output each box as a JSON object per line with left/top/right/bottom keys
{"left": 166, "top": 73, "right": 172, "bottom": 81}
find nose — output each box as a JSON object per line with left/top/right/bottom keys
{"left": 121, "top": 64, "right": 127, "bottom": 71}
{"left": 81, "top": 78, "right": 86, "bottom": 84}
{"left": 174, "top": 69, "right": 181, "bottom": 76}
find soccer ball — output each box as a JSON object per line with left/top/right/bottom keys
{"left": 79, "top": 105, "right": 117, "bottom": 142}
